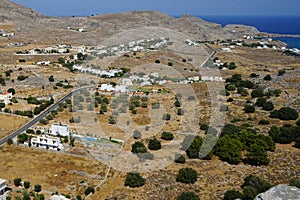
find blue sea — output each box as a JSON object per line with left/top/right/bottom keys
{"left": 191, "top": 15, "right": 300, "bottom": 49}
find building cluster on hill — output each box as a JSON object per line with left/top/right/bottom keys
{"left": 0, "top": 29, "right": 15, "bottom": 37}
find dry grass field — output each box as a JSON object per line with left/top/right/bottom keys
{"left": 0, "top": 144, "right": 108, "bottom": 199}
{"left": 0, "top": 114, "right": 28, "bottom": 138}
{"left": 89, "top": 143, "right": 300, "bottom": 200}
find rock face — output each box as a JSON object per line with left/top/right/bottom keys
{"left": 223, "top": 24, "right": 261, "bottom": 35}
{"left": 0, "top": 0, "right": 264, "bottom": 45}
{"left": 254, "top": 184, "right": 300, "bottom": 200}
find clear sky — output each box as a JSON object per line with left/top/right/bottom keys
{"left": 11, "top": 0, "right": 300, "bottom": 17}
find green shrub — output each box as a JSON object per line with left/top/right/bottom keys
{"left": 177, "top": 192, "right": 200, "bottom": 200}
{"left": 262, "top": 101, "right": 274, "bottom": 111}
{"left": 124, "top": 172, "right": 145, "bottom": 187}
{"left": 200, "top": 124, "right": 209, "bottom": 131}
{"left": 131, "top": 142, "right": 147, "bottom": 153}
{"left": 289, "top": 179, "right": 300, "bottom": 188}
{"left": 14, "top": 178, "right": 22, "bottom": 187}
{"left": 277, "top": 107, "right": 299, "bottom": 120}
{"left": 161, "top": 132, "right": 174, "bottom": 140}
{"left": 84, "top": 186, "right": 95, "bottom": 195}
{"left": 244, "top": 105, "right": 255, "bottom": 113}
{"left": 176, "top": 168, "right": 198, "bottom": 184}
{"left": 148, "top": 138, "right": 161, "bottom": 150}
{"left": 223, "top": 190, "right": 243, "bottom": 200}
{"left": 175, "top": 154, "right": 186, "bottom": 164}
{"left": 258, "top": 120, "right": 270, "bottom": 125}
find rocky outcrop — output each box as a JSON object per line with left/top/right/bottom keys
{"left": 255, "top": 184, "right": 300, "bottom": 200}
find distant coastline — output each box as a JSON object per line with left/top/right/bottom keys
{"left": 192, "top": 15, "right": 300, "bottom": 35}
{"left": 184, "top": 15, "right": 300, "bottom": 49}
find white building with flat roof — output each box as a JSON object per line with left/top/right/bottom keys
{"left": 49, "top": 123, "right": 70, "bottom": 137}
{"left": 0, "top": 179, "right": 6, "bottom": 194}
{"left": 49, "top": 195, "right": 70, "bottom": 200}
{"left": 0, "top": 92, "right": 12, "bottom": 104}
{"left": 31, "top": 135, "right": 63, "bottom": 150}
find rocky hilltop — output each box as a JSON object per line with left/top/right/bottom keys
{"left": 0, "top": 0, "right": 265, "bottom": 45}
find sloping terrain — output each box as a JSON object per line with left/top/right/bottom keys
{"left": 0, "top": 0, "right": 263, "bottom": 46}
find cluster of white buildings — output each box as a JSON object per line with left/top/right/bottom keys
{"left": 26, "top": 123, "right": 71, "bottom": 151}
{"left": 16, "top": 45, "right": 86, "bottom": 55}
{"left": 92, "top": 37, "right": 170, "bottom": 58}
{"left": 36, "top": 61, "right": 51, "bottom": 65}
{"left": 243, "top": 34, "right": 254, "bottom": 40}
{"left": 201, "top": 76, "right": 224, "bottom": 82}
{"left": 0, "top": 92, "right": 12, "bottom": 104}
{"left": 0, "top": 29, "right": 15, "bottom": 37}
{"left": 67, "top": 27, "right": 87, "bottom": 32}
{"left": 184, "top": 39, "right": 199, "bottom": 46}
{"left": 73, "top": 65, "right": 123, "bottom": 77}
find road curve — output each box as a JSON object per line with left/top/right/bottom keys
{"left": 0, "top": 85, "right": 94, "bottom": 146}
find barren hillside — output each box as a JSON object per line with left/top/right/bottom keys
{"left": 0, "top": 0, "right": 264, "bottom": 46}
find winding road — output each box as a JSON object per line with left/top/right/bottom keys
{"left": 0, "top": 85, "right": 94, "bottom": 146}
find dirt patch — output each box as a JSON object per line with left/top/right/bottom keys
{"left": 0, "top": 144, "right": 108, "bottom": 198}
{"left": 0, "top": 113, "right": 28, "bottom": 138}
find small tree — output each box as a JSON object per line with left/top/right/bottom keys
{"left": 200, "top": 124, "right": 209, "bottom": 131}
{"left": 177, "top": 108, "right": 184, "bottom": 115}
{"left": 177, "top": 192, "right": 200, "bottom": 200}
{"left": 245, "top": 144, "right": 270, "bottom": 166}
{"left": 133, "top": 130, "right": 142, "bottom": 139}
{"left": 289, "top": 179, "right": 300, "bottom": 188}
{"left": 264, "top": 75, "right": 272, "bottom": 81}
{"left": 262, "top": 101, "right": 274, "bottom": 111}
{"left": 242, "top": 175, "right": 272, "bottom": 194}
{"left": 108, "top": 115, "right": 116, "bottom": 124}
{"left": 7, "top": 88, "right": 16, "bottom": 95}
{"left": 48, "top": 75, "right": 55, "bottom": 82}
{"left": 161, "top": 132, "right": 174, "bottom": 140}
{"left": 84, "top": 186, "right": 95, "bottom": 195}
{"left": 124, "top": 172, "right": 145, "bottom": 188}
{"left": 255, "top": 97, "right": 266, "bottom": 107}
{"left": 23, "top": 181, "right": 30, "bottom": 189}
{"left": 223, "top": 190, "right": 243, "bottom": 200}
{"left": 34, "top": 184, "right": 42, "bottom": 192}
{"left": 175, "top": 154, "right": 186, "bottom": 164}
{"left": 251, "top": 88, "right": 264, "bottom": 98}
{"left": 7, "top": 138, "right": 13, "bottom": 145}
{"left": 174, "top": 99, "right": 181, "bottom": 107}
{"left": 148, "top": 138, "right": 161, "bottom": 150}
{"left": 14, "top": 178, "right": 22, "bottom": 187}
{"left": 278, "top": 69, "right": 286, "bottom": 76}
{"left": 176, "top": 168, "right": 198, "bottom": 184}
{"left": 162, "top": 113, "right": 171, "bottom": 121}
{"left": 244, "top": 105, "right": 255, "bottom": 113}
{"left": 131, "top": 142, "right": 147, "bottom": 153}
{"left": 277, "top": 107, "right": 299, "bottom": 120}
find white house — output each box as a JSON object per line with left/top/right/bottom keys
{"left": 201, "top": 76, "right": 214, "bottom": 82}
{"left": 31, "top": 135, "right": 63, "bottom": 150}
{"left": 115, "top": 85, "right": 127, "bottom": 93}
{"left": 49, "top": 123, "right": 70, "bottom": 137}
{"left": 0, "top": 92, "right": 12, "bottom": 104}
{"left": 121, "top": 78, "right": 133, "bottom": 86}
{"left": 0, "top": 179, "right": 6, "bottom": 194}
{"left": 99, "top": 84, "right": 115, "bottom": 92}
{"left": 49, "top": 195, "right": 70, "bottom": 200}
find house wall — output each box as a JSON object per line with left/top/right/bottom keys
{"left": 0, "top": 179, "right": 6, "bottom": 194}
{"left": 49, "top": 124, "right": 70, "bottom": 137}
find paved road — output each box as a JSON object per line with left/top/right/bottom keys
{"left": 0, "top": 85, "right": 94, "bottom": 146}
